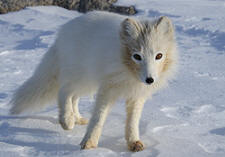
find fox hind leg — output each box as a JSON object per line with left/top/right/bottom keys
{"left": 58, "top": 87, "right": 75, "bottom": 130}
{"left": 72, "top": 96, "right": 89, "bottom": 125}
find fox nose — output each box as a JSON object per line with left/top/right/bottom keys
{"left": 145, "top": 77, "right": 154, "bottom": 84}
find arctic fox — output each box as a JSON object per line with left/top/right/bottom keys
{"left": 10, "top": 11, "right": 178, "bottom": 151}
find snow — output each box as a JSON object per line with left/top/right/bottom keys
{"left": 0, "top": 0, "right": 225, "bottom": 156}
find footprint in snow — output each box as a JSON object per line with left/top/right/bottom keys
{"left": 194, "top": 72, "right": 219, "bottom": 80}
{"left": 210, "top": 127, "right": 225, "bottom": 136}
{"left": 161, "top": 104, "right": 217, "bottom": 120}
{"left": 160, "top": 106, "right": 193, "bottom": 119}
{"left": 151, "top": 123, "right": 189, "bottom": 133}
{"left": 193, "top": 104, "right": 217, "bottom": 114}
{"left": 0, "top": 93, "right": 7, "bottom": 99}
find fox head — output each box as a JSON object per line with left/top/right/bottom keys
{"left": 120, "top": 16, "right": 177, "bottom": 85}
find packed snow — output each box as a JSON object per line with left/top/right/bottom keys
{"left": 0, "top": 0, "right": 225, "bottom": 156}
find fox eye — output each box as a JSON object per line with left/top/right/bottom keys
{"left": 132, "top": 54, "right": 142, "bottom": 61}
{"left": 155, "top": 53, "right": 163, "bottom": 60}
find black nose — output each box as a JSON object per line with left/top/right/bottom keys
{"left": 145, "top": 77, "right": 154, "bottom": 84}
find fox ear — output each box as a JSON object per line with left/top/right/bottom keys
{"left": 155, "top": 16, "right": 174, "bottom": 37}
{"left": 120, "top": 18, "right": 141, "bottom": 42}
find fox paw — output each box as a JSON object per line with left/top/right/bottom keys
{"left": 75, "top": 117, "right": 89, "bottom": 125}
{"left": 59, "top": 113, "right": 75, "bottom": 130}
{"left": 80, "top": 139, "right": 97, "bottom": 150}
{"left": 128, "top": 140, "right": 144, "bottom": 152}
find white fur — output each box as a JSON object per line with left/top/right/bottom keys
{"left": 10, "top": 11, "right": 178, "bottom": 151}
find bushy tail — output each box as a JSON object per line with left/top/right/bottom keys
{"left": 10, "top": 46, "right": 59, "bottom": 114}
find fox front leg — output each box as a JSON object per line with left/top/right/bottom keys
{"left": 80, "top": 88, "right": 115, "bottom": 149}
{"left": 125, "top": 98, "right": 145, "bottom": 152}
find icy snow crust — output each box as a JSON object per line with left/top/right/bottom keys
{"left": 0, "top": 0, "right": 225, "bottom": 156}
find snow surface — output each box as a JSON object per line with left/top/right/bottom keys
{"left": 0, "top": 0, "right": 225, "bottom": 156}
